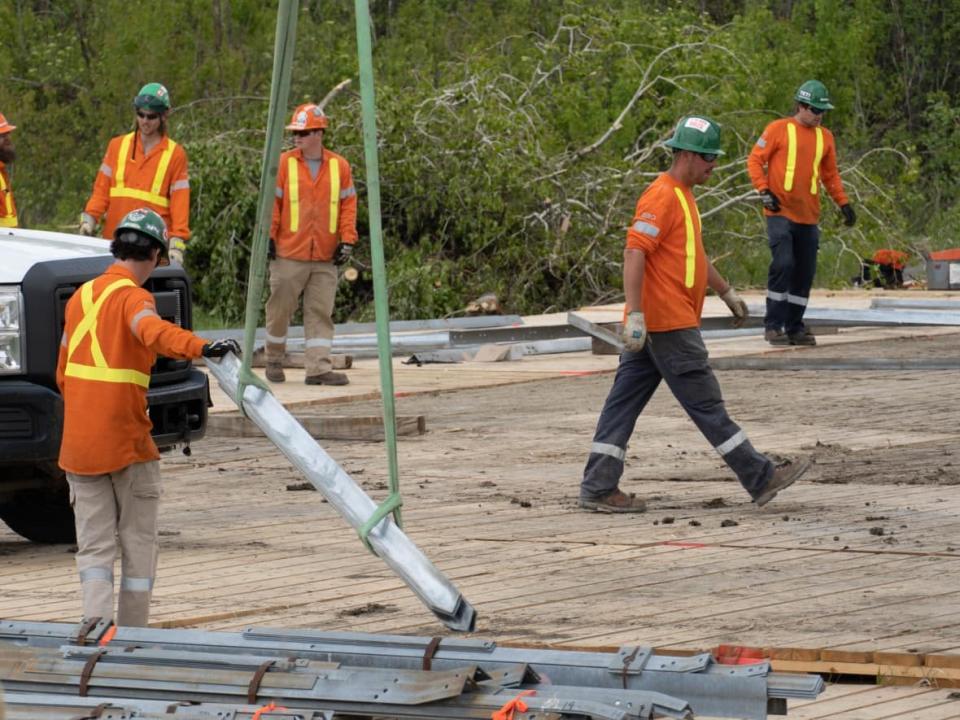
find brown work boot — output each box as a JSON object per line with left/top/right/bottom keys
{"left": 788, "top": 329, "right": 817, "bottom": 346}
{"left": 579, "top": 489, "right": 647, "bottom": 513}
{"left": 764, "top": 328, "right": 789, "bottom": 346}
{"left": 265, "top": 361, "right": 285, "bottom": 383}
{"left": 305, "top": 371, "right": 349, "bottom": 386}
{"left": 753, "top": 457, "right": 811, "bottom": 507}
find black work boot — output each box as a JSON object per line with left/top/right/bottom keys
{"left": 579, "top": 489, "right": 647, "bottom": 513}
{"left": 788, "top": 329, "right": 817, "bottom": 346}
{"left": 305, "top": 371, "right": 349, "bottom": 386}
{"left": 753, "top": 458, "right": 811, "bottom": 507}
{"left": 764, "top": 328, "right": 790, "bottom": 346}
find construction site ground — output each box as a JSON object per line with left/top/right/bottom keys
{"left": 2, "top": 290, "right": 960, "bottom": 718}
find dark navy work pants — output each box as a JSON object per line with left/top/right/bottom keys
{"left": 580, "top": 329, "right": 773, "bottom": 501}
{"left": 764, "top": 215, "right": 820, "bottom": 335}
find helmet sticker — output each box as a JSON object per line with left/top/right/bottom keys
{"left": 683, "top": 117, "right": 712, "bottom": 133}
{"left": 128, "top": 209, "right": 147, "bottom": 222}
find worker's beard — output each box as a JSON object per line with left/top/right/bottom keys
{"left": 0, "top": 146, "right": 14, "bottom": 164}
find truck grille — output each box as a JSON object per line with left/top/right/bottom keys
{"left": 0, "top": 407, "right": 32, "bottom": 439}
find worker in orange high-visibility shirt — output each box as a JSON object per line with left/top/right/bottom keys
{"left": 57, "top": 208, "right": 240, "bottom": 626}
{"left": 80, "top": 83, "right": 190, "bottom": 265}
{"left": 0, "top": 112, "right": 18, "bottom": 228}
{"left": 748, "top": 80, "right": 855, "bottom": 347}
{"left": 264, "top": 103, "right": 358, "bottom": 386}
{"left": 580, "top": 116, "right": 810, "bottom": 514}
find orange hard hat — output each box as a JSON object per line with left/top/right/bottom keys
{"left": 286, "top": 103, "right": 328, "bottom": 131}
{"left": 0, "top": 112, "right": 16, "bottom": 134}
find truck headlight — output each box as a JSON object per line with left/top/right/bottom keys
{"left": 0, "top": 285, "right": 24, "bottom": 374}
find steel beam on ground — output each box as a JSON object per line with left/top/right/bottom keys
{"left": 203, "top": 353, "right": 475, "bottom": 632}
{"left": 870, "top": 298, "right": 960, "bottom": 312}
{"left": 746, "top": 304, "right": 960, "bottom": 326}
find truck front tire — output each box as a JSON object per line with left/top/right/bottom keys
{"left": 0, "top": 466, "right": 77, "bottom": 544}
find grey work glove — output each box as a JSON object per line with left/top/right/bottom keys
{"left": 79, "top": 212, "right": 97, "bottom": 236}
{"left": 201, "top": 338, "right": 242, "bottom": 358}
{"left": 720, "top": 287, "right": 749, "bottom": 328}
{"left": 760, "top": 189, "right": 781, "bottom": 213}
{"left": 169, "top": 237, "right": 185, "bottom": 265}
{"left": 622, "top": 311, "right": 647, "bottom": 352}
{"left": 841, "top": 204, "right": 856, "bottom": 227}
{"left": 333, "top": 242, "right": 353, "bottom": 266}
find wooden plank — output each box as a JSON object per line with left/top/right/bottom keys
{"left": 205, "top": 413, "right": 426, "bottom": 440}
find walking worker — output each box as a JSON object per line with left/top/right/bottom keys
{"left": 747, "top": 80, "right": 855, "bottom": 346}
{"left": 57, "top": 208, "right": 240, "bottom": 626}
{"left": 0, "top": 111, "right": 18, "bottom": 227}
{"left": 264, "top": 102, "right": 357, "bottom": 386}
{"left": 580, "top": 116, "right": 810, "bottom": 513}
{"left": 80, "top": 83, "right": 191, "bottom": 265}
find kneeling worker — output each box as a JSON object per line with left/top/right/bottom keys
{"left": 57, "top": 208, "right": 240, "bottom": 626}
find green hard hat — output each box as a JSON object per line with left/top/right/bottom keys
{"left": 134, "top": 82, "right": 171, "bottom": 112}
{"left": 114, "top": 208, "right": 169, "bottom": 264}
{"left": 794, "top": 80, "right": 834, "bottom": 110}
{"left": 664, "top": 115, "right": 725, "bottom": 156}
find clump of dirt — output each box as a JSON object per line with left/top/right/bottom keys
{"left": 721, "top": 519, "right": 739, "bottom": 527}
{"left": 338, "top": 602, "right": 398, "bottom": 617}
{"left": 703, "top": 497, "right": 728, "bottom": 508}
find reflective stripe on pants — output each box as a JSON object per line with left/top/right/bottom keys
{"left": 763, "top": 215, "right": 820, "bottom": 335}
{"left": 67, "top": 460, "right": 161, "bottom": 626}
{"left": 581, "top": 329, "right": 772, "bottom": 501}
{"left": 265, "top": 257, "right": 338, "bottom": 376}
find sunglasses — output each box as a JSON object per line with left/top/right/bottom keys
{"left": 803, "top": 104, "right": 825, "bottom": 116}
{"left": 136, "top": 110, "right": 160, "bottom": 120}
{"left": 695, "top": 152, "right": 719, "bottom": 163}
{"left": 293, "top": 129, "right": 321, "bottom": 138}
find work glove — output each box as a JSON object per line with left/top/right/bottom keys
{"left": 841, "top": 204, "right": 856, "bottom": 227}
{"left": 169, "top": 237, "right": 185, "bottom": 265}
{"left": 268, "top": 238, "right": 276, "bottom": 260}
{"left": 201, "top": 338, "right": 242, "bottom": 358}
{"left": 720, "top": 287, "right": 749, "bottom": 328}
{"left": 622, "top": 311, "right": 647, "bottom": 352}
{"left": 759, "top": 189, "right": 781, "bottom": 213}
{"left": 79, "top": 212, "right": 96, "bottom": 236}
{"left": 333, "top": 242, "right": 353, "bottom": 266}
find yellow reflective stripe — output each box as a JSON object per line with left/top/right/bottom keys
{"left": 0, "top": 217, "right": 15, "bottom": 227}
{"left": 673, "top": 187, "right": 697, "bottom": 289}
{"left": 64, "top": 362, "right": 151, "bottom": 388}
{"left": 109, "top": 133, "right": 174, "bottom": 207}
{"left": 67, "top": 278, "right": 136, "bottom": 364}
{"left": 115, "top": 132, "right": 133, "bottom": 188}
{"left": 1, "top": 169, "right": 15, "bottom": 225}
{"left": 784, "top": 123, "right": 797, "bottom": 192}
{"left": 328, "top": 156, "right": 340, "bottom": 234}
{"left": 287, "top": 156, "right": 300, "bottom": 233}
{"left": 810, "top": 127, "right": 823, "bottom": 195}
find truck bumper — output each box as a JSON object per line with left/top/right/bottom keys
{"left": 0, "top": 370, "right": 210, "bottom": 464}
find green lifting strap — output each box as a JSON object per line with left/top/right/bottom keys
{"left": 234, "top": 0, "right": 299, "bottom": 412}
{"left": 354, "top": 0, "right": 404, "bottom": 549}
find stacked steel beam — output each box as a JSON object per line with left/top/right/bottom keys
{"left": 0, "top": 619, "right": 822, "bottom": 720}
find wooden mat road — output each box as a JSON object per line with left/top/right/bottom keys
{"left": 2, "top": 290, "right": 960, "bottom": 718}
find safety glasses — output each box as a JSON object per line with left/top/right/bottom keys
{"left": 136, "top": 110, "right": 160, "bottom": 120}
{"left": 803, "top": 104, "right": 826, "bottom": 116}
{"left": 695, "top": 152, "right": 719, "bottom": 163}
{"left": 293, "top": 129, "right": 321, "bottom": 138}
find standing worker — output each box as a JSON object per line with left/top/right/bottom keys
{"left": 80, "top": 83, "right": 191, "bottom": 265}
{"left": 264, "top": 103, "right": 357, "bottom": 386}
{"left": 0, "top": 112, "right": 18, "bottom": 228}
{"left": 579, "top": 116, "right": 810, "bottom": 513}
{"left": 57, "top": 208, "right": 239, "bottom": 626}
{"left": 748, "top": 80, "right": 855, "bottom": 346}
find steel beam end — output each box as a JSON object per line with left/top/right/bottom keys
{"left": 434, "top": 597, "right": 476, "bottom": 633}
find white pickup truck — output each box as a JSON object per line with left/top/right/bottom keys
{"left": 0, "top": 228, "right": 209, "bottom": 542}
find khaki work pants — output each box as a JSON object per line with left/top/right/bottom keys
{"left": 265, "top": 257, "right": 338, "bottom": 376}
{"left": 67, "top": 460, "right": 162, "bottom": 627}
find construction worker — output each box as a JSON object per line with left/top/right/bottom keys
{"left": 0, "top": 112, "right": 18, "bottom": 228}
{"left": 748, "top": 80, "right": 855, "bottom": 346}
{"left": 57, "top": 208, "right": 240, "bottom": 626}
{"left": 579, "top": 116, "right": 810, "bottom": 513}
{"left": 80, "top": 83, "right": 190, "bottom": 264}
{"left": 265, "top": 103, "right": 357, "bottom": 386}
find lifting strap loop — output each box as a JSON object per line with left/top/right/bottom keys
{"left": 358, "top": 491, "right": 403, "bottom": 554}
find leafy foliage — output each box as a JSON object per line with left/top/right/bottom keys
{"left": 1, "top": 0, "right": 958, "bottom": 323}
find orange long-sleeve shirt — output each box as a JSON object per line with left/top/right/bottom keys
{"left": 625, "top": 173, "right": 708, "bottom": 332}
{"left": 271, "top": 147, "right": 358, "bottom": 262}
{"left": 0, "top": 161, "right": 17, "bottom": 227}
{"left": 57, "top": 264, "right": 207, "bottom": 476}
{"left": 747, "top": 117, "right": 848, "bottom": 225}
{"left": 84, "top": 131, "right": 191, "bottom": 241}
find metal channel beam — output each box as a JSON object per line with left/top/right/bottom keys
{"left": 203, "top": 353, "right": 475, "bottom": 632}
{"left": 870, "top": 298, "right": 960, "bottom": 312}
{"left": 746, "top": 304, "right": 960, "bottom": 327}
